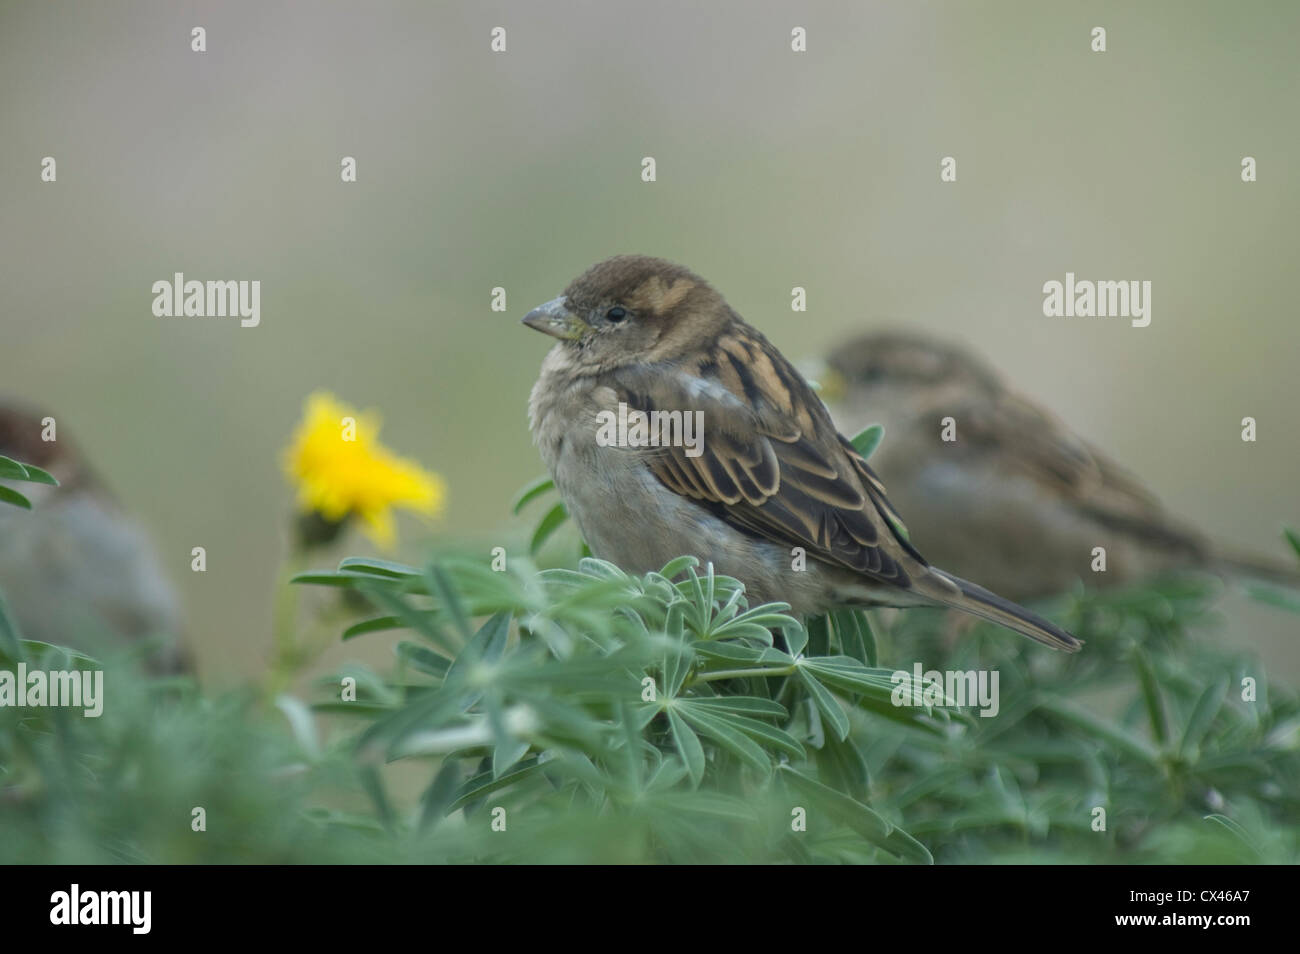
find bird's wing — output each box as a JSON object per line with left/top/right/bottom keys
{"left": 956, "top": 392, "right": 1106, "bottom": 497}
{"left": 612, "top": 333, "right": 1083, "bottom": 652}
{"left": 957, "top": 391, "right": 1207, "bottom": 551}
{"left": 613, "top": 329, "right": 926, "bottom": 588}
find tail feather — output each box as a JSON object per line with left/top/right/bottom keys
{"left": 919, "top": 569, "right": 1083, "bottom": 653}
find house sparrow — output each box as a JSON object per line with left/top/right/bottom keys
{"left": 819, "top": 331, "right": 1300, "bottom": 601}
{"left": 0, "top": 403, "right": 191, "bottom": 674}
{"left": 523, "top": 256, "right": 1080, "bottom": 652}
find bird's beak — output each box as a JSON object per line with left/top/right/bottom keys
{"left": 522, "top": 297, "right": 587, "bottom": 341}
{"left": 797, "top": 357, "right": 846, "bottom": 401}
{"left": 817, "top": 367, "right": 848, "bottom": 402}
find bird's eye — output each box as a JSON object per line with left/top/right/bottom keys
{"left": 605, "top": 306, "right": 627, "bottom": 323}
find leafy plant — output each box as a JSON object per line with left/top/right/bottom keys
{"left": 0, "top": 455, "right": 58, "bottom": 510}
{"left": 294, "top": 553, "right": 940, "bottom": 862}
{"left": 1, "top": 424, "right": 1296, "bottom": 863}
{"left": 285, "top": 536, "right": 1299, "bottom": 864}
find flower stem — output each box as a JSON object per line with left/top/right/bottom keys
{"left": 267, "top": 551, "right": 309, "bottom": 697}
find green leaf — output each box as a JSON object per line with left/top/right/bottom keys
{"left": 357, "top": 585, "right": 454, "bottom": 654}
{"left": 395, "top": 641, "right": 452, "bottom": 676}
{"left": 292, "top": 566, "right": 427, "bottom": 589}
{"left": 275, "top": 694, "right": 321, "bottom": 758}
{"left": 661, "top": 602, "right": 691, "bottom": 696}
{"left": 1132, "top": 649, "right": 1168, "bottom": 746}
{"left": 658, "top": 555, "right": 700, "bottom": 580}
{"left": 0, "top": 594, "right": 24, "bottom": 660}
{"left": 342, "top": 615, "right": 405, "bottom": 641}
{"left": 0, "top": 455, "right": 30, "bottom": 480}
{"left": 447, "top": 611, "right": 512, "bottom": 680}
{"left": 654, "top": 791, "right": 760, "bottom": 824}
{"left": 831, "top": 609, "right": 876, "bottom": 667}
{"left": 679, "top": 703, "right": 805, "bottom": 759}
{"left": 778, "top": 765, "right": 932, "bottom": 864}
{"left": 713, "top": 602, "right": 799, "bottom": 638}
{"left": 418, "top": 760, "right": 463, "bottom": 831}
{"left": 764, "top": 613, "right": 798, "bottom": 660}
{"left": 1179, "top": 676, "right": 1228, "bottom": 759}
{"left": 338, "top": 557, "right": 422, "bottom": 578}
{"left": 356, "top": 683, "right": 468, "bottom": 759}
{"left": 0, "top": 486, "right": 32, "bottom": 510}
{"left": 529, "top": 502, "right": 570, "bottom": 556}
{"left": 511, "top": 474, "right": 555, "bottom": 514}
{"left": 814, "top": 731, "right": 871, "bottom": 792}
{"left": 1035, "top": 695, "right": 1160, "bottom": 766}
{"left": 801, "top": 657, "right": 902, "bottom": 701}
{"left": 667, "top": 708, "right": 706, "bottom": 787}
{"left": 358, "top": 765, "right": 395, "bottom": 831}
{"left": 289, "top": 571, "right": 362, "bottom": 587}
{"left": 16, "top": 463, "right": 57, "bottom": 486}
{"left": 676, "top": 706, "right": 772, "bottom": 777}
{"left": 806, "top": 614, "right": 829, "bottom": 656}
{"left": 1284, "top": 527, "right": 1300, "bottom": 562}
{"left": 685, "top": 696, "right": 788, "bottom": 717}
{"left": 311, "top": 701, "right": 395, "bottom": 718}
{"left": 1202, "top": 814, "right": 1264, "bottom": 858}
{"left": 850, "top": 423, "right": 885, "bottom": 460}
{"left": 492, "top": 734, "right": 532, "bottom": 779}
{"left": 426, "top": 564, "right": 473, "bottom": 641}
{"left": 694, "top": 641, "right": 792, "bottom": 665}
{"left": 797, "top": 667, "right": 850, "bottom": 741}
{"left": 848, "top": 691, "right": 950, "bottom": 734}
{"left": 4, "top": 639, "right": 99, "bottom": 668}
{"left": 1245, "top": 583, "right": 1300, "bottom": 615}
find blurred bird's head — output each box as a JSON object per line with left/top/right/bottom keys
{"left": 522, "top": 255, "right": 729, "bottom": 369}
{"left": 0, "top": 401, "right": 192, "bottom": 675}
{"left": 0, "top": 402, "right": 92, "bottom": 509}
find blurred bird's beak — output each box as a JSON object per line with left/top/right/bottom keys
{"left": 796, "top": 357, "right": 847, "bottom": 401}
{"left": 818, "top": 367, "right": 848, "bottom": 402}
{"left": 522, "top": 297, "right": 587, "bottom": 341}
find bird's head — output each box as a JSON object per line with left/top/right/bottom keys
{"left": 824, "top": 331, "right": 1001, "bottom": 400}
{"left": 522, "top": 255, "right": 729, "bottom": 369}
{"left": 0, "top": 402, "right": 90, "bottom": 507}
{"left": 0, "top": 403, "right": 60, "bottom": 471}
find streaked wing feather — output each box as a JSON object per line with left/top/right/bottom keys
{"left": 962, "top": 391, "right": 1196, "bottom": 544}
{"left": 614, "top": 333, "right": 925, "bottom": 587}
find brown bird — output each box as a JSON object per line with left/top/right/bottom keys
{"left": 819, "top": 330, "right": 1300, "bottom": 601}
{"left": 523, "top": 256, "right": 1080, "bottom": 651}
{"left": 0, "top": 403, "right": 191, "bottom": 674}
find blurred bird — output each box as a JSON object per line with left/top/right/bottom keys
{"left": 819, "top": 331, "right": 1300, "bottom": 601}
{"left": 0, "top": 403, "right": 191, "bottom": 674}
{"left": 523, "top": 256, "right": 1081, "bottom": 651}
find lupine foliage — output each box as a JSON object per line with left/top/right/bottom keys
{"left": 285, "top": 543, "right": 1300, "bottom": 864}
{"left": 0, "top": 440, "right": 1297, "bottom": 862}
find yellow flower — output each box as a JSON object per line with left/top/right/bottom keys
{"left": 283, "top": 391, "right": 445, "bottom": 548}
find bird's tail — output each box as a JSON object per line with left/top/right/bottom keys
{"left": 917, "top": 568, "right": 1083, "bottom": 653}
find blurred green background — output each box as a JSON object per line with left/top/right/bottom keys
{"left": 1, "top": 0, "right": 1296, "bottom": 683}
